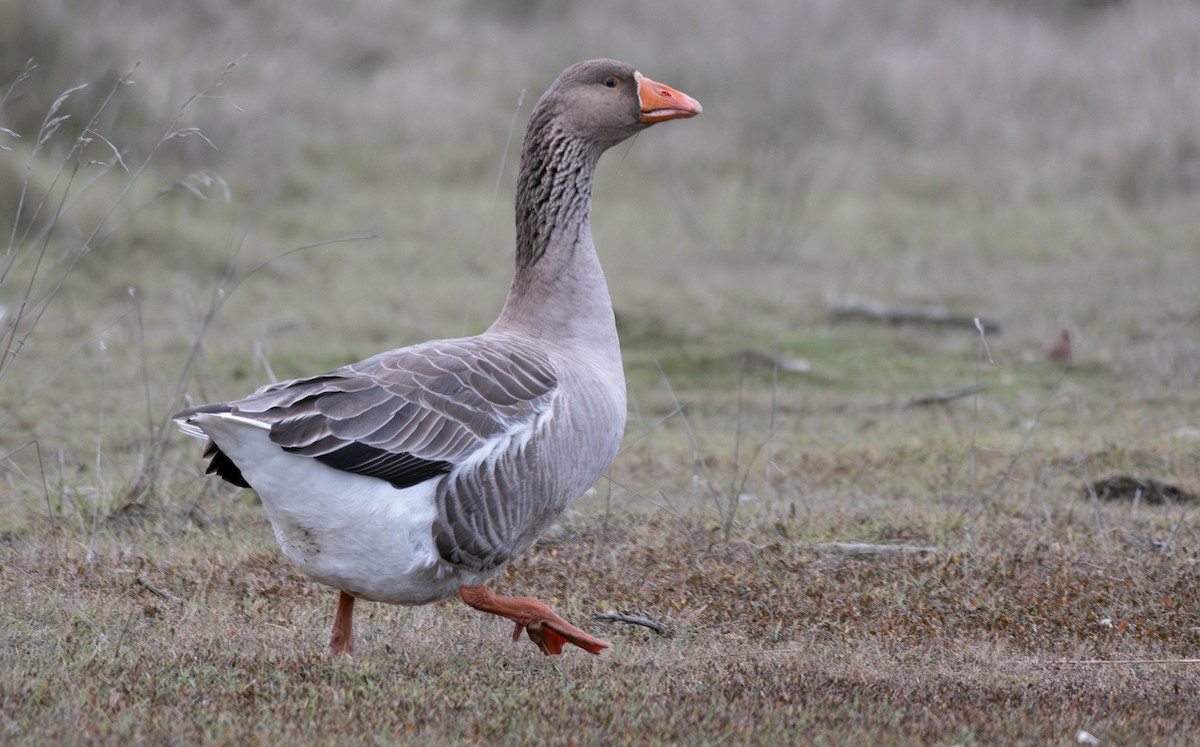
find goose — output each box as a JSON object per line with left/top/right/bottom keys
{"left": 174, "top": 59, "right": 701, "bottom": 656}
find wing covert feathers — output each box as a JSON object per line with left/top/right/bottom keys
{"left": 177, "top": 337, "right": 556, "bottom": 490}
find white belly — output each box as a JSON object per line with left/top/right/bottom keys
{"left": 188, "top": 413, "right": 464, "bottom": 604}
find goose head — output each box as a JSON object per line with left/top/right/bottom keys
{"left": 531, "top": 58, "right": 702, "bottom": 149}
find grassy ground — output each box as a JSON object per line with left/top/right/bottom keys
{"left": 5, "top": 453, "right": 1200, "bottom": 744}
{"left": 3, "top": 0, "right": 1200, "bottom": 744}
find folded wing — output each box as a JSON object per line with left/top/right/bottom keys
{"left": 176, "top": 336, "right": 559, "bottom": 570}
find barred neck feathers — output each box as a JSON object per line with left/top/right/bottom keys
{"left": 512, "top": 117, "right": 601, "bottom": 275}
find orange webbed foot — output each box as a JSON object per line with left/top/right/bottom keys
{"left": 460, "top": 585, "right": 610, "bottom": 655}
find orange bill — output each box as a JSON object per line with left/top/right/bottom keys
{"left": 637, "top": 73, "right": 703, "bottom": 123}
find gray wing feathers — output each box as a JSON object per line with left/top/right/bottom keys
{"left": 233, "top": 339, "right": 557, "bottom": 465}
{"left": 181, "top": 336, "right": 563, "bottom": 572}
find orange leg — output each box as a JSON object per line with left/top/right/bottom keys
{"left": 329, "top": 590, "right": 356, "bottom": 655}
{"left": 459, "top": 585, "right": 610, "bottom": 655}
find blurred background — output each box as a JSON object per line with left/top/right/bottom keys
{"left": 2, "top": 0, "right": 1198, "bottom": 513}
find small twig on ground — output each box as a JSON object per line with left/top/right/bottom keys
{"left": 806, "top": 542, "right": 938, "bottom": 557}
{"left": 593, "top": 612, "right": 668, "bottom": 636}
{"left": 136, "top": 576, "right": 180, "bottom": 603}
{"left": 907, "top": 384, "right": 987, "bottom": 407}
{"left": 1051, "top": 658, "right": 1200, "bottom": 666}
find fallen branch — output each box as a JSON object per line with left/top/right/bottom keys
{"left": 827, "top": 297, "right": 1000, "bottom": 333}
{"left": 806, "top": 542, "right": 938, "bottom": 557}
{"left": 907, "top": 384, "right": 987, "bottom": 407}
{"left": 593, "top": 612, "right": 668, "bottom": 636}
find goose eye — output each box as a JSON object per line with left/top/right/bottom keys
{"left": 603, "top": 76, "right": 620, "bottom": 88}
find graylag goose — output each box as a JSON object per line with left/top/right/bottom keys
{"left": 174, "top": 59, "right": 701, "bottom": 656}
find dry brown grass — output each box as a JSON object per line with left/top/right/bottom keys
{"left": 4, "top": 0, "right": 1200, "bottom": 744}
{"left": 4, "top": 468, "right": 1198, "bottom": 745}
{"left": 6, "top": 391, "right": 1200, "bottom": 743}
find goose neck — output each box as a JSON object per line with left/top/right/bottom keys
{"left": 494, "top": 128, "right": 617, "bottom": 350}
